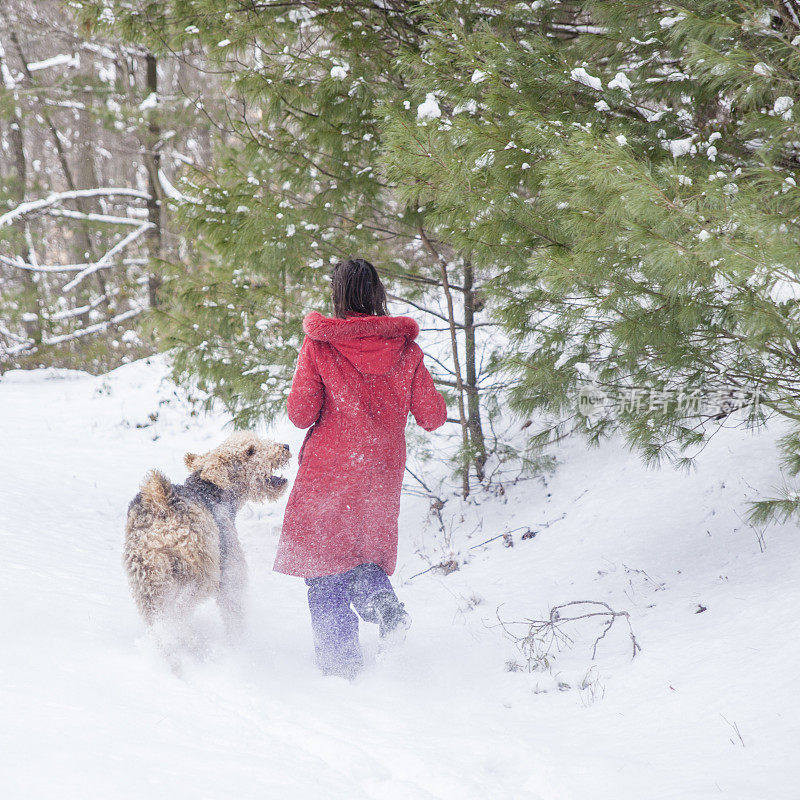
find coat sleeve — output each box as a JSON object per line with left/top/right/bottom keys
{"left": 409, "top": 348, "right": 448, "bottom": 431}
{"left": 287, "top": 337, "right": 324, "bottom": 429}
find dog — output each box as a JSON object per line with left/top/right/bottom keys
{"left": 124, "top": 431, "right": 290, "bottom": 665}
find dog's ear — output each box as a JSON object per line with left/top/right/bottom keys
{"left": 184, "top": 453, "right": 201, "bottom": 472}
{"left": 199, "top": 459, "right": 232, "bottom": 490}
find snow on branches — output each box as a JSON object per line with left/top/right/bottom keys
{"left": 0, "top": 188, "right": 153, "bottom": 360}
{"left": 1, "top": 189, "right": 152, "bottom": 278}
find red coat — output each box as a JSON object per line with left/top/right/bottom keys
{"left": 274, "top": 312, "right": 447, "bottom": 578}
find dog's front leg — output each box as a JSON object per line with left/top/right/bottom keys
{"left": 218, "top": 525, "right": 247, "bottom": 641}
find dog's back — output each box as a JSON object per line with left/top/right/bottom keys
{"left": 124, "top": 470, "right": 221, "bottom": 623}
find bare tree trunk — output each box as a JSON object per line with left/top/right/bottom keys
{"left": 10, "top": 30, "right": 97, "bottom": 270}
{"left": 463, "top": 260, "right": 487, "bottom": 480}
{"left": 77, "top": 85, "right": 110, "bottom": 318}
{"left": 418, "top": 226, "right": 471, "bottom": 497}
{"left": 144, "top": 51, "right": 163, "bottom": 308}
{"left": 441, "top": 262, "right": 471, "bottom": 498}
{"left": 0, "top": 37, "right": 40, "bottom": 345}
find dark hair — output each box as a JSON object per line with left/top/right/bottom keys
{"left": 331, "top": 258, "right": 388, "bottom": 318}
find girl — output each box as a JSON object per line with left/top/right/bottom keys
{"left": 274, "top": 258, "right": 447, "bottom": 679}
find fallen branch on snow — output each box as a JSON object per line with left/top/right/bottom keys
{"left": 497, "top": 600, "right": 641, "bottom": 672}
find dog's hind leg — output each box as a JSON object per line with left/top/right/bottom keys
{"left": 151, "top": 584, "right": 200, "bottom": 674}
{"left": 152, "top": 616, "right": 185, "bottom": 676}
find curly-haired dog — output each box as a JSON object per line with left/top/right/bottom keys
{"left": 124, "top": 431, "right": 291, "bottom": 663}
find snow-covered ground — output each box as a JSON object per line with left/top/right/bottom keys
{"left": 1, "top": 357, "right": 798, "bottom": 799}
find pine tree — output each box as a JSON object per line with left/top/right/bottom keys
{"left": 382, "top": 0, "right": 800, "bottom": 518}
{"left": 77, "top": 0, "right": 505, "bottom": 494}
{"left": 70, "top": 0, "right": 800, "bottom": 515}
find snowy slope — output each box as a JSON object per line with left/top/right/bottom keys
{"left": 1, "top": 357, "right": 798, "bottom": 800}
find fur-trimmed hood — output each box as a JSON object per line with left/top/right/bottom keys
{"left": 302, "top": 311, "right": 419, "bottom": 375}
{"left": 303, "top": 311, "right": 419, "bottom": 342}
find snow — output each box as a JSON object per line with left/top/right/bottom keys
{"left": 473, "top": 150, "right": 495, "bottom": 170}
{"left": 158, "top": 169, "right": 195, "bottom": 203}
{"left": 607, "top": 72, "right": 632, "bottom": 94}
{"left": 769, "top": 278, "right": 800, "bottom": 303}
{"left": 120, "top": 329, "right": 141, "bottom": 345}
{"left": 0, "top": 188, "right": 151, "bottom": 229}
{"left": 569, "top": 67, "right": 602, "bottom": 91}
{"left": 470, "top": 69, "right": 487, "bottom": 84}
{"left": 637, "top": 105, "right": 666, "bottom": 123}
{"left": 288, "top": 6, "right": 317, "bottom": 23}
{"left": 1, "top": 357, "right": 799, "bottom": 799}
{"left": 330, "top": 64, "right": 349, "bottom": 80}
{"left": 668, "top": 137, "right": 694, "bottom": 158}
{"left": 27, "top": 53, "right": 80, "bottom": 72}
{"left": 0, "top": 41, "right": 18, "bottom": 90}
{"left": 773, "top": 96, "right": 794, "bottom": 120}
{"left": 659, "top": 14, "right": 686, "bottom": 28}
{"left": 417, "top": 93, "right": 441, "bottom": 121}
{"left": 453, "top": 99, "right": 478, "bottom": 115}
{"left": 138, "top": 92, "right": 158, "bottom": 112}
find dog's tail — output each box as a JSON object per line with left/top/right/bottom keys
{"left": 139, "top": 469, "right": 174, "bottom": 517}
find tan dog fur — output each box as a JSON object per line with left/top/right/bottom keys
{"left": 124, "top": 432, "right": 290, "bottom": 657}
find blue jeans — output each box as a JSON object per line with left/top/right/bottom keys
{"left": 305, "top": 562, "right": 395, "bottom": 677}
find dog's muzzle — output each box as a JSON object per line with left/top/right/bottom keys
{"left": 268, "top": 475, "right": 288, "bottom": 489}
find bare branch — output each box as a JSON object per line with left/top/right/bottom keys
{"left": 0, "top": 188, "right": 150, "bottom": 228}
{"left": 498, "top": 600, "right": 641, "bottom": 673}
{"left": 62, "top": 223, "right": 153, "bottom": 292}
{"left": 43, "top": 306, "right": 144, "bottom": 346}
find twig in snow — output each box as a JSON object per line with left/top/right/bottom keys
{"left": 733, "top": 509, "right": 767, "bottom": 553}
{"left": 721, "top": 715, "right": 745, "bottom": 747}
{"left": 468, "top": 526, "right": 528, "bottom": 550}
{"left": 497, "top": 600, "right": 642, "bottom": 672}
{"left": 406, "top": 558, "right": 460, "bottom": 581}
{"left": 468, "top": 512, "right": 568, "bottom": 552}
{"left": 403, "top": 465, "right": 447, "bottom": 537}
{"left": 407, "top": 564, "right": 437, "bottom": 581}
{"left": 622, "top": 563, "right": 667, "bottom": 594}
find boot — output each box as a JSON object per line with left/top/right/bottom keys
{"left": 371, "top": 591, "right": 412, "bottom": 639}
